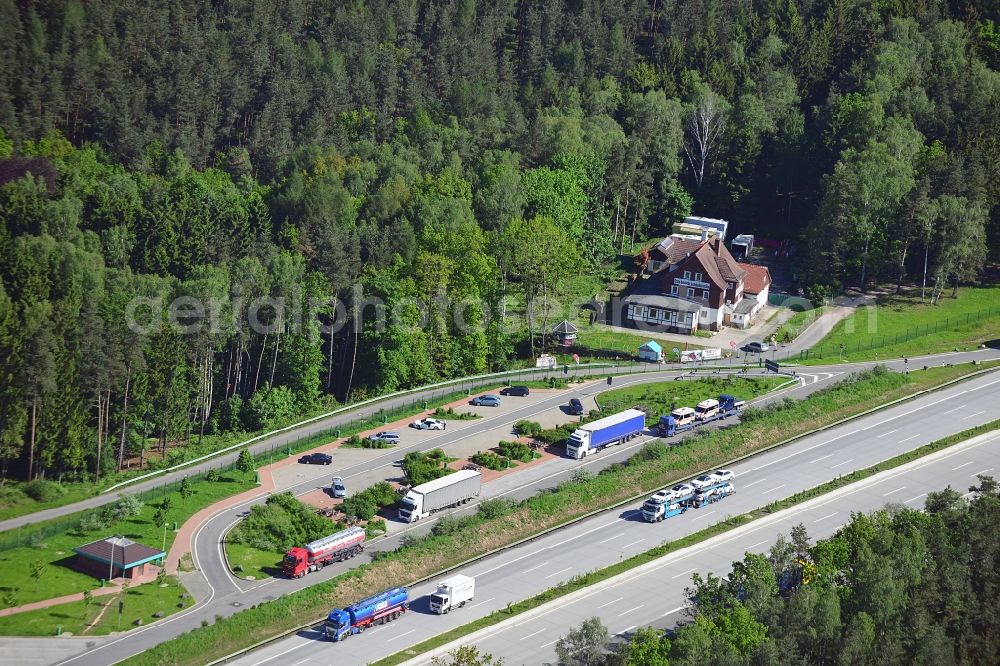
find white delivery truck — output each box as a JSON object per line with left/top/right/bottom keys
{"left": 429, "top": 574, "right": 476, "bottom": 614}
{"left": 398, "top": 469, "right": 482, "bottom": 522}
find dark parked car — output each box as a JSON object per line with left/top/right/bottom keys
{"left": 299, "top": 452, "right": 333, "bottom": 465}
{"left": 501, "top": 385, "right": 530, "bottom": 397}
{"left": 568, "top": 398, "right": 584, "bottom": 415}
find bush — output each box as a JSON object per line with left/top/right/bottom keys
{"left": 24, "top": 479, "right": 65, "bottom": 503}
{"left": 431, "top": 514, "right": 478, "bottom": 537}
{"left": 477, "top": 498, "right": 515, "bottom": 520}
{"left": 402, "top": 449, "right": 453, "bottom": 485}
{"left": 365, "top": 519, "right": 387, "bottom": 537}
{"left": 514, "top": 420, "right": 542, "bottom": 437}
{"left": 470, "top": 452, "right": 508, "bottom": 471}
{"left": 432, "top": 407, "right": 479, "bottom": 420}
{"left": 206, "top": 468, "right": 220, "bottom": 483}
{"left": 229, "top": 492, "right": 332, "bottom": 552}
{"left": 342, "top": 495, "right": 377, "bottom": 521}
{"left": 241, "top": 384, "right": 298, "bottom": 431}
{"left": 76, "top": 512, "right": 108, "bottom": 534}
{"left": 498, "top": 440, "right": 534, "bottom": 462}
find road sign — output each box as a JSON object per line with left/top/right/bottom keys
{"left": 671, "top": 347, "right": 680, "bottom": 356}
{"left": 729, "top": 340, "right": 737, "bottom": 349}
{"left": 765, "top": 359, "right": 780, "bottom": 373}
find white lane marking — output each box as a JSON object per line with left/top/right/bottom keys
{"left": 898, "top": 434, "right": 920, "bottom": 444}
{"left": 597, "top": 597, "right": 623, "bottom": 609}
{"left": 951, "top": 461, "right": 975, "bottom": 471}
{"left": 943, "top": 406, "right": 964, "bottom": 415}
{"left": 621, "top": 539, "right": 646, "bottom": 549}
{"left": 745, "top": 540, "right": 769, "bottom": 551}
{"left": 540, "top": 639, "right": 559, "bottom": 648}
{"left": 660, "top": 605, "right": 685, "bottom": 618}
{"left": 830, "top": 458, "right": 855, "bottom": 468}
{"left": 520, "top": 628, "right": 546, "bottom": 641}
{"left": 973, "top": 468, "right": 995, "bottom": 477}
{"left": 545, "top": 567, "right": 573, "bottom": 579}
{"left": 876, "top": 428, "right": 899, "bottom": 438}
{"left": 813, "top": 512, "right": 839, "bottom": 523}
{"left": 882, "top": 486, "right": 907, "bottom": 497}
{"left": 468, "top": 597, "right": 495, "bottom": 609}
{"left": 962, "top": 410, "right": 986, "bottom": 420}
{"left": 387, "top": 629, "right": 415, "bottom": 642}
{"left": 810, "top": 454, "right": 834, "bottom": 464}
{"left": 742, "top": 477, "right": 767, "bottom": 488}
{"left": 618, "top": 625, "right": 637, "bottom": 635}
{"left": 598, "top": 533, "right": 625, "bottom": 545}
{"left": 249, "top": 642, "right": 305, "bottom": 666}
{"left": 692, "top": 510, "right": 716, "bottom": 521}
{"left": 751, "top": 429, "right": 859, "bottom": 471}
{"left": 904, "top": 493, "right": 927, "bottom": 505}
{"left": 289, "top": 659, "right": 310, "bottom": 666}
{"left": 671, "top": 567, "right": 697, "bottom": 579}
{"left": 522, "top": 561, "right": 550, "bottom": 574}
{"left": 474, "top": 548, "right": 548, "bottom": 577}
{"left": 763, "top": 484, "right": 786, "bottom": 494}
{"left": 617, "top": 604, "right": 644, "bottom": 617}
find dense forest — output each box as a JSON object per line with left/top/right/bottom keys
{"left": 0, "top": 0, "right": 998, "bottom": 482}
{"left": 548, "top": 479, "right": 1000, "bottom": 666}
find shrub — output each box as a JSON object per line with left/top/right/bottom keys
{"left": 471, "top": 451, "right": 510, "bottom": 470}
{"left": 241, "top": 384, "right": 297, "bottom": 431}
{"left": 230, "top": 492, "right": 332, "bottom": 552}
{"left": 431, "top": 514, "right": 478, "bottom": 537}
{"left": 24, "top": 479, "right": 65, "bottom": 503}
{"left": 498, "top": 440, "right": 534, "bottom": 462}
{"left": 477, "top": 498, "right": 515, "bottom": 520}
{"left": 76, "top": 512, "right": 108, "bottom": 534}
{"left": 365, "top": 519, "right": 387, "bottom": 537}
{"left": 514, "top": 420, "right": 543, "bottom": 437}
{"left": 402, "top": 449, "right": 453, "bottom": 485}
{"left": 342, "top": 495, "right": 378, "bottom": 521}
{"left": 206, "top": 468, "right": 220, "bottom": 482}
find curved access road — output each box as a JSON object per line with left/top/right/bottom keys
{"left": 48, "top": 354, "right": 1000, "bottom": 666}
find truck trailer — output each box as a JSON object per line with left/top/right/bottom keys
{"left": 398, "top": 469, "right": 482, "bottom": 522}
{"left": 566, "top": 409, "right": 646, "bottom": 459}
{"left": 325, "top": 587, "right": 408, "bottom": 641}
{"left": 283, "top": 526, "right": 366, "bottom": 578}
{"left": 429, "top": 574, "right": 475, "bottom": 614}
{"left": 641, "top": 480, "right": 735, "bottom": 521}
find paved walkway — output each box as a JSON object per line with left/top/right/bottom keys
{"left": 0, "top": 567, "right": 160, "bottom": 618}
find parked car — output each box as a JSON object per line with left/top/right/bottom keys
{"left": 691, "top": 474, "right": 716, "bottom": 489}
{"left": 330, "top": 476, "right": 346, "bottom": 498}
{"left": 368, "top": 431, "right": 401, "bottom": 444}
{"left": 745, "top": 341, "right": 770, "bottom": 353}
{"left": 568, "top": 398, "right": 584, "bottom": 415}
{"left": 471, "top": 394, "right": 501, "bottom": 407}
{"left": 412, "top": 417, "right": 446, "bottom": 430}
{"left": 711, "top": 469, "right": 734, "bottom": 483}
{"left": 299, "top": 452, "right": 333, "bottom": 465}
{"left": 501, "top": 385, "right": 530, "bottom": 396}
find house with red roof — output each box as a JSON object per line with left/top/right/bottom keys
{"left": 622, "top": 233, "right": 771, "bottom": 334}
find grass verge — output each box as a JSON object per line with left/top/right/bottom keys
{"left": 373, "top": 417, "right": 1000, "bottom": 665}
{"left": 0, "top": 575, "right": 190, "bottom": 637}
{"left": 596, "top": 376, "right": 788, "bottom": 415}
{"left": 117, "top": 362, "right": 998, "bottom": 665}
{"left": 800, "top": 285, "right": 1000, "bottom": 363}
{"left": 0, "top": 472, "right": 255, "bottom": 607}
{"left": 773, "top": 306, "right": 830, "bottom": 343}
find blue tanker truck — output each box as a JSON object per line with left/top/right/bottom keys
{"left": 325, "top": 587, "right": 409, "bottom": 641}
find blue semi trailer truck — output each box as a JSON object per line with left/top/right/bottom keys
{"left": 566, "top": 409, "right": 646, "bottom": 459}
{"left": 325, "top": 587, "right": 409, "bottom": 641}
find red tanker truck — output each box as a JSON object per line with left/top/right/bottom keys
{"left": 283, "top": 526, "right": 366, "bottom": 578}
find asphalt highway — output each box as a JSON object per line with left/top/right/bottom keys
{"left": 3, "top": 350, "right": 993, "bottom": 666}
{"left": 203, "top": 366, "right": 1000, "bottom": 666}
{"left": 423, "top": 429, "right": 1000, "bottom": 665}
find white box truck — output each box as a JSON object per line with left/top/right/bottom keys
{"left": 429, "top": 574, "right": 476, "bottom": 614}
{"left": 398, "top": 469, "right": 482, "bottom": 522}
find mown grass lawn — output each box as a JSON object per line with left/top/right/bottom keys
{"left": 802, "top": 285, "right": 1000, "bottom": 363}
{"left": 561, "top": 325, "right": 708, "bottom": 364}
{"left": 0, "top": 575, "right": 189, "bottom": 637}
{"left": 596, "top": 375, "right": 791, "bottom": 416}
{"left": 0, "top": 472, "right": 255, "bottom": 607}
{"left": 226, "top": 542, "right": 283, "bottom": 581}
